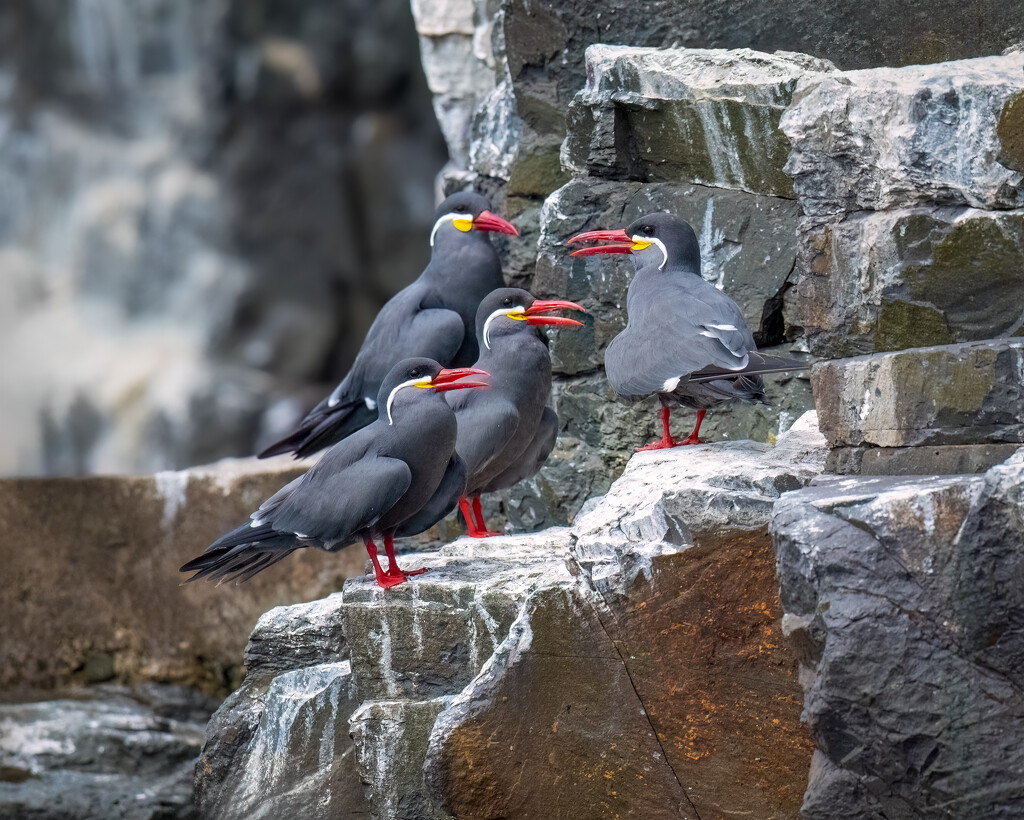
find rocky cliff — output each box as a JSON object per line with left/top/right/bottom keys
{"left": 194, "top": 415, "right": 827, "bottom": 819}
{"left": 190, "top": 27, "right": 1024, "bottom": 820}
{"left": 5, "top": 3, "right": 1024, "bottom": 818}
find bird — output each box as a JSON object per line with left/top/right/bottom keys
{"left": 181, "top": 359, "right": 489, "bottom": 589}
{"left": 445, "top": 287, "right": 586, "bottom": 537}
{"left": 568, "top": 212, "right": 807, "bottom": 451}
{"left": 258, "top": 192, "right": 517, "bottom": 460}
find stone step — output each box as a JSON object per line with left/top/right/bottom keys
{"left": 341, "top": 531, "right": 573, "bottom": 703}
{"left": 826, "top": 442, "right": 1023, "bottom": 476}
{"left": 812, "top": 338, "right": 1024, "bottom": 449}
{"left": 788, "top": 205, "right": 1024, "bottom": 359}
{"left": 781, "top": 51, "right": 1024, "bottom": 216}
{"left": 563, "top": 45, "right": 836, "bottom": 197}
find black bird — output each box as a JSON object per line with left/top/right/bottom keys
{"left": 446, "top": 288, "right": 585, "bottom": 537}
{"left": 259, "top": 192, "right": 517, "bottom": 459}
{"left": 568, "top": 213, "right": 806, "bottom": 451}
{"left": 181, "top": 359, "right": 488, "bottom": 589}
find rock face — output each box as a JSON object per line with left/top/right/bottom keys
{"left": 0, "top": 684, "right": 215, "bottom": 820}
{"left": 781, "top": 53, "right": 1024, "bottom": 216}
{"left": 194, "top": 414, "right": 828, "bottom": 819}
{"left": 0, "top": 457, "right": 365, "bottom": 697}
{"left": 418, "top": 0, "right": 1024, "bottom": 204}
{"left": 812, "top": 339, "right": 1024, "bottom": 448}
{"left": 776, "top": 51, "right": 1024, "bottom": 473}
{"left": 473, "top": 45, "right": 822, "bottom": 533}
{"left": 789, "top": 206, "right": 1024, "bottom": 359}
{"left": 771, "top": 449, "right": 1024, "bottom": 818}
{"left": 563, "top": 46, "right": 836, "bottom": 197}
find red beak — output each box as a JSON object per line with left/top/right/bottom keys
{"left": 432, "top": 367, "right": 490, "bottom": 392}
{"left": 473, "top": 211, "right": 519, "bottom": 236}
{"left": 566, "top": 228, "right": 633, "bottom": 257}
{"left": 524, "top": 299, "right": 587, "bottom": 327}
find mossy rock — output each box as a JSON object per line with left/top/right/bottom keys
{"left": 875, "top": 300, "right": 953, "bottom": 352}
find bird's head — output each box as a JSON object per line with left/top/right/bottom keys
{"left": 378, "top": 358, "right": 489, "bottom": 425}
{"left": 430, "top": 192, "right": 519, "bottom": 248}
{"left": 567, "top": 212, "right": 701, "bottom": 273}
{"left": 475, "top": 287, "right": 586, "bottom": 351}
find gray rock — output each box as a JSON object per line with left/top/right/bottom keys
{"left": 350, "top": 698, "right": 452, "bottom": 820}
{"left": 771, "top": 450, "right": 1024, "bottom": 818}
{"left": 782, "top": 53, "right": 1024, "bottom": 216}
{"left": 195, "top": 662, "right": 366, "bottom": 820}
{"left": 788, "top": 205, "right": 1024, "bottom": 359}
{"left": 197, "top": 426, "right": 829, "bottom": 817}
{"left": 827, "top": 443, "right": 1024, "bottom": 476}
{"left": 0, "top": 686, "right": 211, "bottom": 820}
{"left": 497, "top": 0, "right": 1024, "bottom": 200}
{"left": 564, "top": 45, "right": 835, "bottom": 197}
{"left": 425, "top": 421, "right": 828, "bottom": 818}
{"left": 341, "top": 532, "right": 572, "bottom": 702}
{"left": 243, "top": 593, "right": 348, "bottom": 676}
{"left": 812, "top": 339, "right": 1024, "bottom": 448}
{"left": 411, "top": 0, "right": 497, "bottom": 168}
{"left": 572, "top": 410, "right": 826, "bottom": 598}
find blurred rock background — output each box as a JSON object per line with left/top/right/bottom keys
{"left": 0, "top": 0, "right": 446, "bottom": 477}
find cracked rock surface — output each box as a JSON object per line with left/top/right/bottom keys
{"left": 772, "top": 448, "right": 1024, "bottom": 818}
{"left": 194, "top": 413, "right": 827, "bottom": 818}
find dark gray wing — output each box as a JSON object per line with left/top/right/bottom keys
{"left": 448, "top": 392, "right": 521, "bottom": 485}
{"left": 392, "top": 454, "right": 468, "bottom": 538}
{"left": 606, "top": 279, "right": 755, "bottom": 399}
{"left": 330, "top": 288, "right": 465, "bottom": 406}
{"left": 267, "top": 449, "right": 412, "bottom": 548}
{"left": 260, "top": 287, "right": 466, "bottom": 459}
{"left": 479, "top": 406, "right": 557, "bottom": 493}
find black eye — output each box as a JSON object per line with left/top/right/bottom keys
{"left": 454, "top": 205, "right": 467, "bottom": 213}
{"left": 503, "top": 298, "right": 513, "bottom": 306}
{"left": 642, "top": 225, "right": 654, "bottom": 236}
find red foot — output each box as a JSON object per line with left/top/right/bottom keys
{"left": 468, "top": 528, "right": 503, "bottom": 539}
{"left": 637, "top": 436, "right": 678, "bottom": 452}
{"left": 638, "top": 407, "right": 706, "bottom": 451}
{"left": 399, "top": 566, "right": 429, "bottom": 577}
{"left": 373, "top": 569, "right": 409, "bottom": 588}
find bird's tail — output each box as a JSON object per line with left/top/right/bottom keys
{"left": 258, "top": 397, "right": 373, "bottom": 460}
{"left": 687, "top": 352, "right": 809, "bottom": 384}
{"left": 180, "top": 522, "right": 296, "bottom": 585}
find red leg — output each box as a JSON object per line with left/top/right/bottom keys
{"left": 365, "top": 539, "right": 406, "bottom": 589}
{"left": 680, "top": 409, "right": 706, "bottom": 445}
{"left": 383, "top": 534, "right": 427, "bottom": 579}
{"left": 637, "top": 404, "right": 679, "bottom": 451}
{"left": 459, "top": 496, "right": 482, "bottom": 537}
{"left": 471, "top": 495, "right": 502, "bottom": 538}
